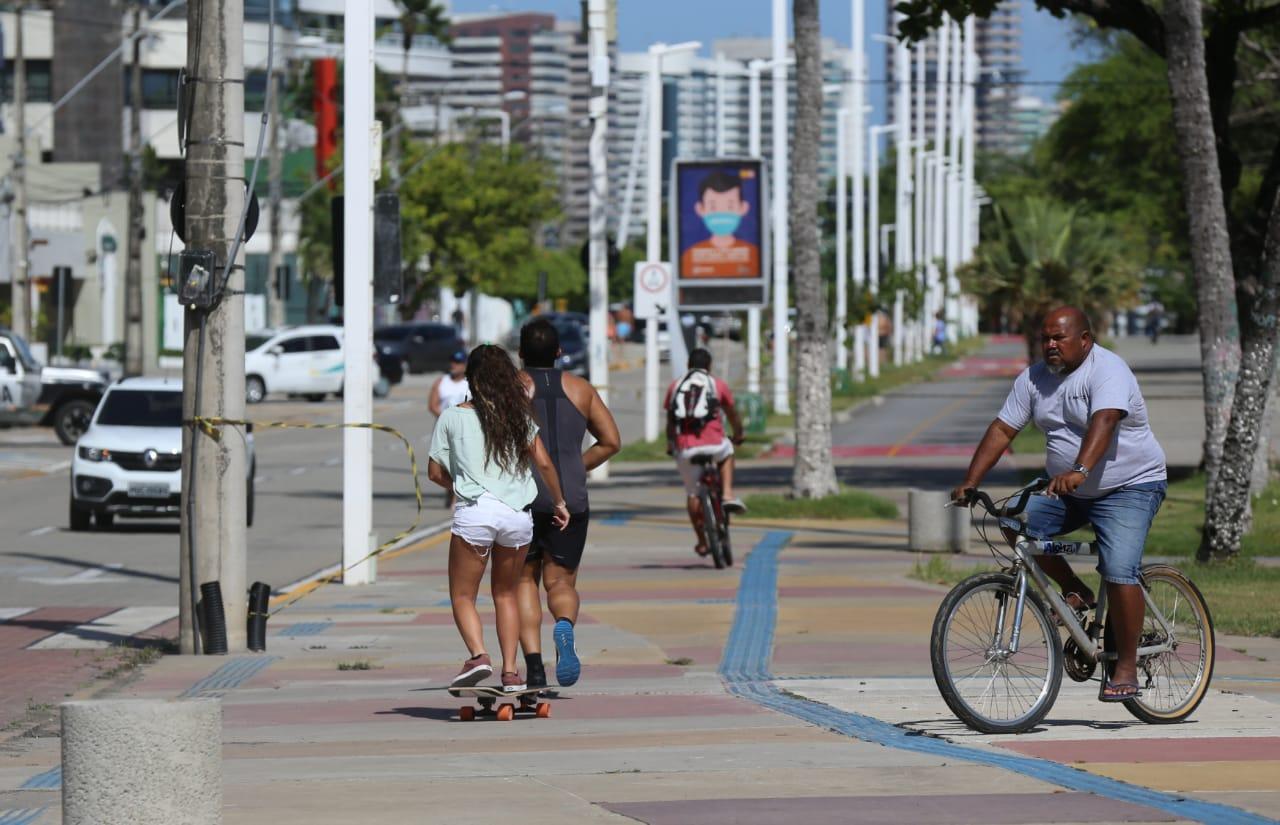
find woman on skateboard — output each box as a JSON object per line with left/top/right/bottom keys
{"left": 428, "top": 345, "right": 570, "bottom": 692}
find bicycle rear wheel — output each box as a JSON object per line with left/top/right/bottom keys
{"left": 931, "top": 572, "right": 1063, "bottom": 734}
{"left": 699, "top": 489, "right": 726, "bottom": 569}
{"left": 720, "top": 511, "right": 733, "bottom": 567}
{"left": 1123, "top": 564, "right": 1215, "bottom": 724}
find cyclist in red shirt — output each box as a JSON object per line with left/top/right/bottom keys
{"left": 665, "top": 348, "right": 746, "bottom": 557}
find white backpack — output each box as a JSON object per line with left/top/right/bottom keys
{"left": 671, "top": 369, "right": 719, "bottom": 435}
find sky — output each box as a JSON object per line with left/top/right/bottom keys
{"left": 446, "top": 0, "right": 1098, "bottom": 123}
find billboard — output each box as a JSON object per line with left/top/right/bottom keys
{"left": 670, "top": 158, "right": 769, "bottom": 309}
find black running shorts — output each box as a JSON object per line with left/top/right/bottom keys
{"left": 527, "top": 510, "right": 590, "bottom": 570}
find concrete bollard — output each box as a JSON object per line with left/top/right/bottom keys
{"left": 949, "top": 503, "right": 972, "bottom": 553}
{"left": 908, "top": 489, "right": 952, "bottom": 552}
{"left": 62, "top": 699, "right": 221, "bottom": 825}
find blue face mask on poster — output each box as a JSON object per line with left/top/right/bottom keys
{"left": 702, "top": 212, "right": 742, "bottom": 237}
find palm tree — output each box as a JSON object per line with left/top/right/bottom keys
{"left": 958, "top": 196, "right": 1141, "bottom": 363}
{"left": 791, "top": 0, "right": 840, "bottom": 499}
{"left": 387, "top": 1, "right": 450, "bottom": 186}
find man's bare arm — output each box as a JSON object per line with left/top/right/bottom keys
{"left": 723, "top": 399, "right": 745, "bottom": 444}
{"left": 953, "top": 419, "right": 1019, "bottom": 501}
{"left": 428, "top": 378, "right": 443, "bottom": 417}
{"left": 582, "top": 387, "right": 622, "bottom": 471}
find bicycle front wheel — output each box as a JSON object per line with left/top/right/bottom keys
{"left": 699, "top": 489, "right": 726, "bottom": 569}
{"left": 931, "top": 572, "right": 1063, "bottom": 734}
{"left": 720, "top": 511, "right": 733, "bottom": 567}
{"left": 1124, "top": 563, "right": 1215, "bottom": 724}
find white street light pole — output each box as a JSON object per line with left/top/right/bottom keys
{"left": 913, "top": 34, "right": 926, "bottom": 280}
{"left": 834, "top": 103, "right": 852, "bottom": 374}
{"left": 771, "top": 0, "right": 791, "bottom": 415}
{"left": 868, "top": 124, "right": 895, "bottom": 379}
{"left": 930, "top": 18, "right": 950, "bottom": 355}
{"left": 747, "top": 59, "right": 765, "bottom": 396}
{"left": 587, "top": 0, "right": 610, "bottom": 478}
{"left": 850, "top": 0, "right": 867, "bottom": 379}
{"left": 961, "top": 18, "right": 978, "bottom": 336}
{"left": 945, "top": 21, "right": 963, "bottom": 341}
{"left": 644, "top": 41, "right": 700, "bottom": 442}
{"left": 342, "top": 1, "right": 375, "bottom": 585}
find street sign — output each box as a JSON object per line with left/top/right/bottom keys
{"left": 634, "top": 261, "right": 671, "bottom": 320}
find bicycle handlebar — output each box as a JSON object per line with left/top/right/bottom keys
{"left": 960, "top": 477, "right": 1050, "bottom": 519}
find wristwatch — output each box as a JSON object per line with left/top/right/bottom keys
{"left": 1071, "top": 463, "right": 1090, "bottom": 478}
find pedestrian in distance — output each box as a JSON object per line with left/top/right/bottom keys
{"left": 666, "top": 347, "right": 746, "bottom": 558}
{"left": 952, "top": 306, "right": 1167, "bottom": 703}
{"left": 430, "top": 349, "right": 471, "bottom": 508}
{"left": 427, "top": 344, "right": 571, "bottom": 693}
{"left": 932, "top": 310, "right": 948, "bottom": 355}
{"left": 516, "top": 319, "right": 621, "bottom": 688}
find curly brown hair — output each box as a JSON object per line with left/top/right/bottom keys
{"left": 465, "top": 344, "right": 534, "bottom": 475}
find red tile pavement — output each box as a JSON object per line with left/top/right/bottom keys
{"left": 600, "top": 792, "right": 1174, "bottom": 824}
{"left": 999, "top": 736, "right": 1280, "bottom": 764}
{"left": 222, "top": 692, "right": 767, "bottom": 728}
{"left": 0, "top": 607, "right": 119, "bottom": 731}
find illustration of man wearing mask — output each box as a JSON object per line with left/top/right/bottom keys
{"left": 680, "top": 170, "right": 760, "bottom": 278}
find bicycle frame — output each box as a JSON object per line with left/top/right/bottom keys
{"left": 999, "top": 535, "right": 1179, "bottom": 663}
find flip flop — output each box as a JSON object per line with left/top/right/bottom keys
{"left": 693, "top": 544, "right": 709, "bottom": 557}
{"left": 1099, "top": 680, "right": 1142, "bottom": 703}
{"left": 1055, "top": 591, "right": 1095, "bottom": 627}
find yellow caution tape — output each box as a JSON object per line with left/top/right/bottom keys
{"left": 189, "top": 415, "right": 427, "bottom": 615}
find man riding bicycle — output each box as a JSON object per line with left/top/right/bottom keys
{"left": 952, "top": 306, "right": 1168, "bottom": 703}
{"left": 666, "top": 348, "right": 746, "bottom": 557}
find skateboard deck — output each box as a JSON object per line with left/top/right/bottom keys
{"left": 447, "top": 685, "right": 552, "bottom": 721}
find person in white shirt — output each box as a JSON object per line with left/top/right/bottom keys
{"left": 953, "top": 306, "right": 1167, "bottom": 704}
{"left": 430, "top": 350, "right": 471, "bottom": 416}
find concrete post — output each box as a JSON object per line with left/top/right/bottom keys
{"left": 908, "top": 489, "right": 951, "bottom": 552}
{"left": 949, "top": 504, "right": 972, "bottom": 553}
{"left": 62, "top": 699, "right": 221, "bottom": 825}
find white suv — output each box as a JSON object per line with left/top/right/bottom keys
{"left": 70, "top": 378, "right": 256, "bottom": 531}
{"left": 244, "top": 325, "right": 344, "bottom": 403}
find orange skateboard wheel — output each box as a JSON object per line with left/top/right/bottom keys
{"left": 535, "top": 703, "right": 551, "bottom": 719}
{"left": 460, "top": 706, "right": 475, "bottom": 722}
{"left": 497, "top": 704, "right": 515, "bottom": 721}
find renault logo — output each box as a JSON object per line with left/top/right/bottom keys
{"left": 143, "top": 449, "right": 159, "bottom": 469}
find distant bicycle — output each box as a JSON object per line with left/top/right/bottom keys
{"left": 931, "top": 478, "right": 1214, "bottom": 734}
{"left": 691, "top": 454, "right": 733, "bottom": 569}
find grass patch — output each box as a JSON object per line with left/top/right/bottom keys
{"left": 908, "top": 554, "right": 996, "bottom": 586}
{"left": 743, "top": 486, "right": 898, "bottom": 520}
{"left": 1010, "top": 425, "right": 1046, "bottom": 456}
{"left": 336, "top": 660, "right": 377, "bottom": 671}
{"left": 98, "top": 642, "right": 168, "bottom": 681}
{"left": 665, "top": 657, "right": 694, "bottom": 666}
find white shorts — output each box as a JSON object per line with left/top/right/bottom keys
{"left": 675, "top": 440, "right": 734, "bottom": 496}
{"left": 452, "top": 492, "right": 533, "bottom": 549}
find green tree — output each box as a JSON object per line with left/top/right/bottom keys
{"left": 396, "top": 141, "right": 562, "bottom": 310}
{"left": 959, "top": 197, "right": 1142, "bottom": 361}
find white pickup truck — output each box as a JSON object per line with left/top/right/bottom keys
{"left": 0, "top": 329, "right": 110, "bottom": 444}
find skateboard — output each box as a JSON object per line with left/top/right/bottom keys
{"left": 448, "top": 685, "right": 552, "bottom": 721}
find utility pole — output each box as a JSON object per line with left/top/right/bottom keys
{"left": 770, "top": 0, "right": 790, "bottom": 415}
{"left": 124, "top": 4, "right": 145, "bottom": 376}
{"left": 267, "top": 64, "right": 286, "bottom": 329}
{"left": 12, "top": 4, "right": 30, "bottom": 342}
{"left": 586, "top": 0, "right": 611, "bottom": 478}
{"left": 180, "top": 0, "right": 248, "bottom": 653}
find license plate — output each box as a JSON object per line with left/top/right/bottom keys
{"left": 128, "top": 483, "right": 170, "bottom": 499}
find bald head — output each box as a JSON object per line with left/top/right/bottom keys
{"left": 1040, "top": 306, "right": 1094, "bottom": 375}
{"left": 1043, "top": 306, "right": 1093, "bottom": 336}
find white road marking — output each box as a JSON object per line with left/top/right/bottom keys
{"left": 323, "top": 457, "right": 341, "bottom": 467}
{"left": 30, "top": 606, "right": 178, "bottom": 650}
{"left": 0, "top": 607, "right": 36, "bottom": 622}
{"left": 290, "top": 467, "right": 307, "bottom": 476}
{"left": 25, "top": 526, "right": 55, "bottom": 536}
{"left": 25, "top": 563, "right": 127, "bottom": 585}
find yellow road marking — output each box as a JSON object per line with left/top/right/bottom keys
{"left": 885, "top": 386, "right": 984, "bottom": 457}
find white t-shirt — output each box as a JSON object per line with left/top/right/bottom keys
{"left": 436, "top": 376, "right": 470, "bottom": 411}
{"left": 997, "top": 345, "right": 1166, "bottom": 498}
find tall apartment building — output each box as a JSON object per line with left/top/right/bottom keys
{"left": 885, "top": 0, "right": 1024, "bottom": 153}
{"left": 610, "top": 38, "right": 851, "bottom": 246}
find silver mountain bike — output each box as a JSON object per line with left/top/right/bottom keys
{"left": 930, "top": 478, "right": 1215, "bottom": 734}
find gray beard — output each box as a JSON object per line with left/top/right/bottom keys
{"left": 1046, "top": 360, "right": 1066, "bottom": 375}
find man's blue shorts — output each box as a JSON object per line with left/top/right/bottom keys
{"left": 1008, "top": 481, "right": 1167, "bottom": 585}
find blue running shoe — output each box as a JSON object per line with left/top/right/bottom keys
{"left": 553, "top": 619, "right": 580, "bottom": 686}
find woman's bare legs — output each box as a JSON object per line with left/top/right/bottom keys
{"left": 490, "top": 543, "right": 530, "bottom": 675}
{"left": 448, "top": 534, "right": 490, "bottom": 656}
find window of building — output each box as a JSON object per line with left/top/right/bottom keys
{"left": 123, "top": 69, "right": 180, "bottom": 110}
{"left": 1, "top": 60, "right": 53, "bottom": 104}
{"left": 510, "top": 42, "right": 528, "bottom": 53}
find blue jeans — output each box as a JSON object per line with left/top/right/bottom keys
{"left": 1011, "top": 481, "right": 1167, "bottom": 585}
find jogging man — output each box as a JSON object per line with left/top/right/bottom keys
{"left": 666, "top": 348, "right": 746, "bottom": 558}
{"left": 517, "top": 319, "right": 621, "bottom": 688}
{"left": 952, "top": 306, "right": 1167, "bottom": 702}
{"left": 430, "top": 349, "right": 471, "bottom": 508}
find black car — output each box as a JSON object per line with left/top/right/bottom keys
{"left": 374, "top": 323, "right": 463, "bottom": 374}
{"left": 549, "top": 318, "right": 587, "bottom": 376}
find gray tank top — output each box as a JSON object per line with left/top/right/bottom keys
{"left": 528, "top": 368, "right": 589, "bottom": 514}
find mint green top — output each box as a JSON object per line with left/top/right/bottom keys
{"left": 428, "top": 405, "right": 539, "bottom": 511}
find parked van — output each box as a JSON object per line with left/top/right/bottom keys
{"left": 244, "top": 325, "right": 344, "bottom": 403}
